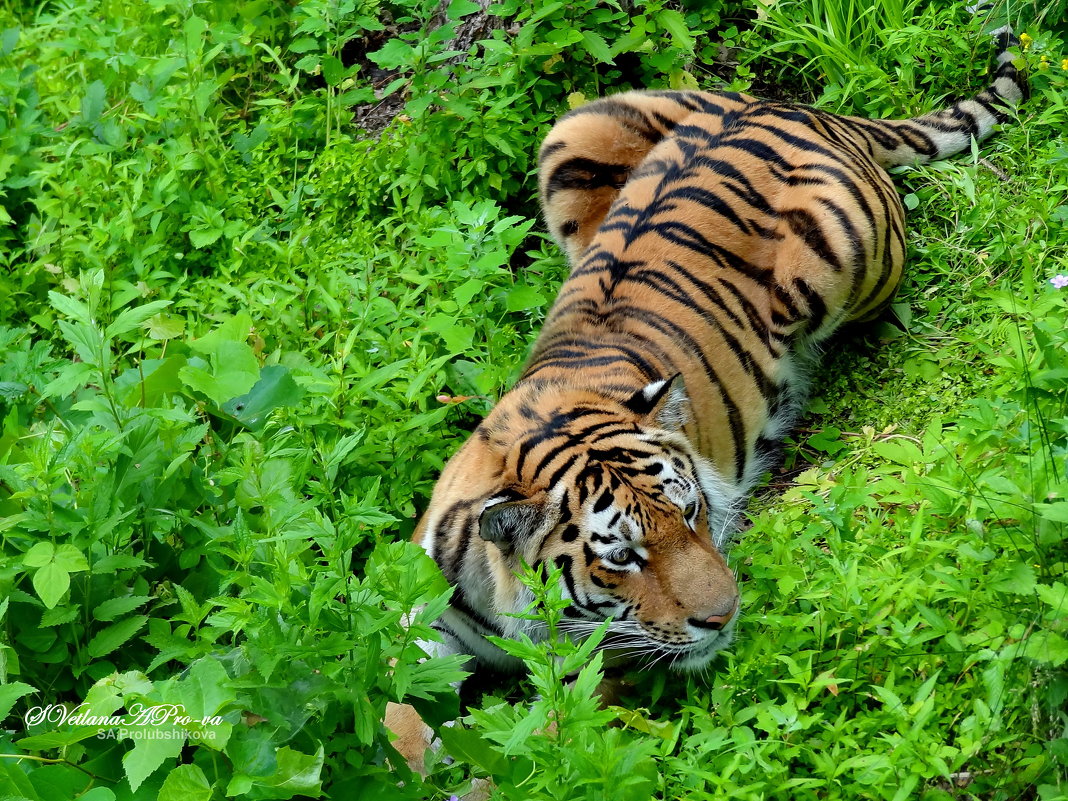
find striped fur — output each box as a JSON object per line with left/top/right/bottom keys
{"left": 414, "top": 31, "right": 1024, "bottom": 674}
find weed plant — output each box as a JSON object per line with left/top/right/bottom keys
{"left": 0, "top": 0, "right": 1065, "bottom": 799}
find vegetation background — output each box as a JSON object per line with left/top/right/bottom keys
{"left": 0, "top": 0, "right": 1066, "bottom": 798}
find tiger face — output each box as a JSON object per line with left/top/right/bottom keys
{"left": 422, "top": 375, "right": 742, "bottom": 670}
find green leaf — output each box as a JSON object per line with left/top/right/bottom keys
{"left": 221, "top": 365, "right": 305, "bottom": 430}
{"left": 87, "top": 615, "right": 148, "bottom": 658}
{"left": 1023, "top": 630, "right": 1068, "bottom": 667}
{"left": 47, "top": 291, "right": 92, "bottom": 324}
{"left": 157, "top": 764, "right": 211, "bottom": 801}
{"left": 321, "top": 55, "right": 345, "bottom": 86}
{"left": 993, "top": 561, "right": 1036, "bottom": 595}
{"left": 0, "top": 681, "right": 35, "bottom": 722}
{"left": 368, "top": 39, "right": 415, "bottom": 70}
{"left": 189, "top": 227, "right": 223, "bottom": 249}
{"left": 23, "top": 542, "right": 54, "bottom": 568}
{"left": 122, "top": 724, "right": 185, "bottom": 792}
{"left": 1036, "top": 582, "right": 1068, "bottom": 613}
{"left": 173, "top": 657, "right": 235, "bottom": 719}
{"left": 657, "top": 9, "right": 694, "bottom": 51}
{"left": 447, "top": 0, "right": 481, "bottom": 18}
{"left": 243, "top": 746, "right": 323, "bottom": 800}
{"left": 32, "top": 563, "right": 70, "bottom": 609}
{"left": 105, "top": 300, "right": 173, "bottom": 339}
{"left": 94, "top": 595, "right": 151, "bottom": 622}
{"left": 52, "top": 544, "right": 88, "bottom": 573}
{"left": 1037, "top": 501, "right": 1068, "bottom": 523}
{"left": 505, "top": 284, "right": 546, "bottom": 312}
{"left": 145, "top": 313, "right": 185, "bottom": 341}
{"left": 81, "top": 79, "right": 106, "bottom": 123}
{"left": 580, "top": 30, "right": 613, "bottom": 63}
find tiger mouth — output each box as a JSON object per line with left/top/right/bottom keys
{"left": 597, "top": 627, "right": 734, "bottom": 670}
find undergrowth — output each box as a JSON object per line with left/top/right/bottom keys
{"left": 0, "top": 0, "right": 1065, "bottom": 799}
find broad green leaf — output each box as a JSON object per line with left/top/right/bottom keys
{"left": 23, "top": 542, "right": 54, "bottom": 568}
{"left": 993, "top": 561, "right": 1036, "bottom": 595}
{"left": 145, "top": 313, "right": 185, "bottom": 341}
{"left": 221, "top": 365, "right": 304, "bottom": 429}
{"left": 243, "top": 746, "right": 323, "bottom": 800}
{"left": 80, "top": 80, "right": 106, "bottom": 124}
{"left": 1023, "top": 630, "right": 1068, "bottom": 667}
{"left": 189, "top": 227, "right": 223, "bottom": 249}
{"left": 87, "top": 615, "right": 148, "bottom": 658}
{"left": 505, "top": 284, "right": 546, "bottom": 312}
{"left": 173, "top": 657, "right": 235, "bottom": 719}
{"left": 447, "top": 0, "right": 481, "bottom": 18}
{"left": 321, "top": 55, "right": 345, "bottom": 86}
{"left": 32, "top": 563, "right": 70, "bottom": 609}
{"left": 368, "top": 39, "right": 415, "bottom": 70}
{"left": 157, "top": 764, "right": 211, "bottom": 801}
{"left": 122, "top": 723, "right": 185, "bottom": 792}
{"left": 52, "top": 544, "right": 88, "bottom": 573}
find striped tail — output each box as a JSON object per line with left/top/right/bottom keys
{"left": 863, "top": 27, "right": 1026, "bottom": 168}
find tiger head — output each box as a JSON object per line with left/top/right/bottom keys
{"left": 422, "top": 374, "right": 741, "bottom": 670}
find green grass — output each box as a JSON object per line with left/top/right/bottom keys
{"left": 0, "top": 0, "right": 1065, "bottom": 799}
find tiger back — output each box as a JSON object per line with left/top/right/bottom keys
{"left": 413, "top": 30, "right": 1024, "bottom": 673}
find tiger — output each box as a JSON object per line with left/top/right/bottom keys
{"left": 387, "top": 26, "right": 1025, "bottom": 772}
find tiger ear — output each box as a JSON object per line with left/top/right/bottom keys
{"left": 624, "top": 373, "right": 691, "bottom": 431}
{"left": 479, "top": 495, "right": 545, "bottom": 554}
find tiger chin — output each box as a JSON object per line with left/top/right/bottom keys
{"left": 388, "top": 23, "right": 1025, "bottom": 775}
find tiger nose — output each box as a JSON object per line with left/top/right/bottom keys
{"left": 691, "top": 598, "right": 739, "bottom": 630}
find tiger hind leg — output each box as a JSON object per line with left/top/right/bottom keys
{"left": 538, "top": 91, "right": 726, "bottom": 263}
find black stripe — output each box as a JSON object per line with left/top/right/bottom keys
{"left": 546, "top": 157, "right": 630, "bottom": 199}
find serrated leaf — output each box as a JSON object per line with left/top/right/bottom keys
{"left": 33, "top": 563, "right": 70, "bottom": 609}
{"left": 580, "top": 30, "right": 613, "bottom": 63}
{"left": 0, "top": 681, "right": 35, "bottom": 722}
{"left": 157, "top": 764, "right": 211, "bottom": 801}
{"left": 47, "top": 291, "right": 91, "bottom": 324}
{"left": 41, "top": 606, "right": 80, "bottom": 627}
{"left": 94, "top": 595, "right": 151, "bottom": 622}
{"left": 122, "top": 724, "right": 185, "bottom": 792}
{"left": 189, "top": 227, "right": 223, "bottom": 249}
{"left": 657, "top": 9, "right": 694, "bottom": 51}
{"left": 1036, "top": 582, "right": 1068, "bottom": 613}
{"left": 87, "top": 615, "right": 148, "bottom": 658}
{"left": 1023, "top": 630, "right": 1068, "bottom": 667}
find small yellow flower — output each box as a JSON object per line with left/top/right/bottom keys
{"left": 1061, "top": 57, "right": 1068, "bottom": 71}
{"left": 1019, "top": 32, "right": 1032, "bottom": 50}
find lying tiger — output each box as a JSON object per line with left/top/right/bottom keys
{"left": 389, "top": 27, "right": 1024, "bottom": 771}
